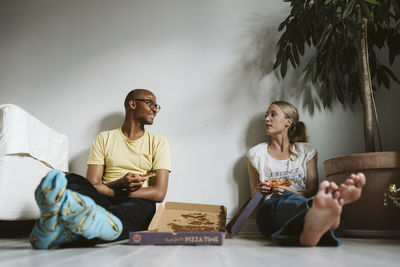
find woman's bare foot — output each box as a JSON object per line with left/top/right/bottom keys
{"left": 299, "top": 181, "right": 343, "bottom": 247}
{"left": 339, "top": 173, "right": 366, "bottom": 205}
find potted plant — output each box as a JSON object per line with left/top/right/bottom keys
{"left": 273, "top": 0, "right": 400, "bottom": 237}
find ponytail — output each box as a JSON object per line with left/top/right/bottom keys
{"left": 288, "top": 120, "right": 310, "bottom": 143}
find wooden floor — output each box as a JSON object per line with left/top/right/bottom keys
{"left": 1, "top": 234, "right": 400, "bottom": 267}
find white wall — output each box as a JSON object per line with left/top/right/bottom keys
{"left": 1, "top": 0, "right": 399, "bottom": 218}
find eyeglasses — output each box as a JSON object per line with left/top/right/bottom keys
{"left": 132, "top": 99, "right": 161, "bottom": 112}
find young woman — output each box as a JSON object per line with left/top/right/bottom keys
{"left": 247, "top": 101, "right": 365, "bottom": 246}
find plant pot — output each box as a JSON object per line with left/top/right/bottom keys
{"left": 324, "top": 151, "right": 400, "bottom": 238}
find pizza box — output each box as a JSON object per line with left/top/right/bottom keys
{"left": 129, "top": 201, "right": 227, "bottom": 245}
{"left": 226, "top": 192, "right": 264, "bottom": 235}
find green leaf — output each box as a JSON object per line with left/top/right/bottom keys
{"left": 304, "top": 69, "right": 312, "bottom": 83}
{"left": 369, "top": 50, "right": 377, "bottom": 78}
{"left": 392, "top": 0, "right": 400, "bottom": 16}
{"left": 316, "top": 23, "right": 333, "bottom": 48}
{"left": 349, "top": 72, "right": 360, "bottom": 103}
{"left": 292, "top": 45, "right": 300, "bottom": 66}
{"left": 325, "top": 0, "right": 333, "bottom": 4}
{"left": 297, "top": 41, "right": 305, "bottom": 56}
{"left": 329, "top": 68, "right": 344, "bottom": 104}
{"left": 281, "top": 57, "right": 288, "bottom": 78}
{"left": 345, "top": 19, "right": 362, "bottom": 36}
{"left": 364, "top": 0, "right": 380, "bottom": 5}
{"left": 342, "top": 0, "right": 357, "bottom": 19}
{"left": 273, "top": 55, "right": 282, "bottom": 70}
{"left": 361, "top": 1, "right": 375, "bottom": 22}
{"left": 288, "top": 51, "right": 296, "bottom": 68}
{"left": 278, "top": 20, "right": 287, "bottom": 32}
{"left": 303, "top": 57, "right": 315, "bottom": 82}
{"left": 327, "top": 81, "right": 333, "bottom": 107}
{"left": 277, "top": 32, "right": 287, "bottom": 47}
{"left": 336, "top": 85, "right": 345, "bottom": 104}
{"left": 312, "top": 58, "right": 318, "bottom": 82}
{"left": 335, "top": 64, "right": 347, "bottom": 91}
{"left": 320, "top": 82, "right": 328, "bottom": 107}
{"left": 306, "top": 37, "right": 311, "bottom": 46}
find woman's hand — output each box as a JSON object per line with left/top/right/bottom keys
{"left": 271, "top": 185, "right": 293, "bottom": 196}
{"left": 256, "top": 181, "right": 272, "bottom": 196}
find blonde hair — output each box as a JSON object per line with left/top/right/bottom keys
{"left": 271, "top": 101, "right": 310, "bottom": 158}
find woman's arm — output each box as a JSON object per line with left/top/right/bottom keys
{"left": 248, "top": 160, "right": 271, "bottom": 196}
{"left": 297, "top": 153, "right": 319, "bottom": 198}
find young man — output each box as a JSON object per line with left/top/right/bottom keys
{"left": 30, "top": 89, "right": 171, "bottom": 249}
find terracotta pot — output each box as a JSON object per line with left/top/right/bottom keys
{"left": 324, "top": 151, "right": 400, "bottom": 238}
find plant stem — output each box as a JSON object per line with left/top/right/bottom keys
{"left": 355, "top": 4, "right": 375, "bottom": 152}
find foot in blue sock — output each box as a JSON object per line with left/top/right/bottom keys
{"left": 30, "top": 221, "right": 78, "bottom": 249}
{"left": 30, "top": 169, "right": 78, "bottom": 249}
{"left": 60, "top": 190, "right": 122, "bottom": 241}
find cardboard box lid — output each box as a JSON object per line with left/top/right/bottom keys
{"left": 226, "top": 192, "right": 264, "bottom": 235}
{"left": 148, "top": 202, "right": 227, "bottom": 233}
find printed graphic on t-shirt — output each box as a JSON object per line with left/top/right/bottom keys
{"left": 266, "top": 168, "right": 306, "bottom": 190}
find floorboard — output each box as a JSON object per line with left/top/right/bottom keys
{"left": 1, "top": 235, "right": 400, "bottom": 267}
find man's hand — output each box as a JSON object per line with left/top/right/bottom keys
{"left": 105, "top": 172, "right": 151, "bottom": 192}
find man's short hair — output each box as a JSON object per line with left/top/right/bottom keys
{"left": 124, "top": 89, "right": 152, "bottom": 110}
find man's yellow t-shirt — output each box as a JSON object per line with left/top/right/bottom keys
{"left": 87, "top": 128, "right": 171, "bottom": 187}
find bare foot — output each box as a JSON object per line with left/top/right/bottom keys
{"left": 300, "top": 181, "right": 343, "bottom": 247}
{"left": 339, "top": 173, "right": 366, "bottom": 205}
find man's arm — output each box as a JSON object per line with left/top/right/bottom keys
{"left": 86, "top": 164, "right": 169, "bottom": 202}
{"left": 86, "top": 164, "right": 147, "bottom": 196}
{"left": 127, "top": 169, "right": 169, "bottom": 203}
{"left": 86, "top": 164, "right": 116, "bottom": 197}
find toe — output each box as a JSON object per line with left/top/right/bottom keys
{"left": 319, "top": 180, "right": 330, "bottom": 191}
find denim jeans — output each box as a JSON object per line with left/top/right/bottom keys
{"left": 64, "top": 173, "right": 156, "bottom": 246}
{"left": 256, "top": 190, "right": 341, "bottom": 246}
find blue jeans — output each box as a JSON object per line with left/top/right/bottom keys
{"left": 256, "top": 190, "right": 341, "bottom": 246}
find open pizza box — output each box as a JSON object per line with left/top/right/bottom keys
{"left": 129, "top": 201, "right": 227, "bottom": 245}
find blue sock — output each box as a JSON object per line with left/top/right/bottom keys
{"left": 60, "top": 190, "right": 122, "bottom": 241}
{"left": 30, "top": 169, "right": 78, "bottom": 249}
{"left": 30, "top": 221, "right": 78, "bottom": 249}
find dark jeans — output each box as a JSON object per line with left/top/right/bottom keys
{"left": 64, "top": 173, "right": 156, "bottom": 246}
{"left": 256, "top": 190, "right": 341, "bottom": 246}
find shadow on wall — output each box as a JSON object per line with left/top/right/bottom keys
{"left": 223, "top": 13, "right": 284, "bottom": 110}
{"left": 98, "top": 112, "right": 125, "bottom": 132}
{"left": 222, "top": 12, "right": 360, "bottom": 116}
{"left": 231, "top": 112, "right": 268, "bottom": 214}
{"left": 69, "top": 149, "right": 90, "bottom": 176}
{"left": 69, "top": 112, "right": 124, "bottom": 175}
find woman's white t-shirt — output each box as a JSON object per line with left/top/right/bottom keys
{"left": 247, "top": 142, "right": 316, "bottom": 192}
